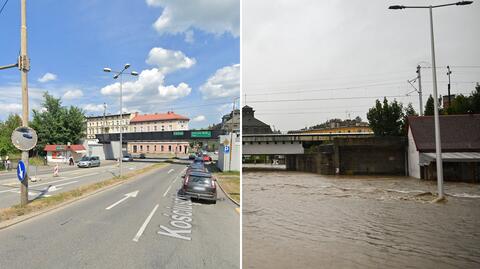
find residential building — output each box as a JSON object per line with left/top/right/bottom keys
{"left": 127, "top": 111, "right": 190, "bottom": 155}
{"left": 222, "top": 109, "right": 240, "bottom": 132}
{"left": 407, "top": 114, "right": 480, "bottom": 183}
{"left": 242, "top": 105, "right": 273, "bottom": 134}
{"left": 85, "top": 113, "right": 135, "bottom": 139}
{"left": 129, "top": 111, "right": 189, "bottom": 132}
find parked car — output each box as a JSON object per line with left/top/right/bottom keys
{"left": 193, "top": 157, "right": 204, "bottom": 164}
{"left": 139, "top": 153, "right": 146, "bottom": 159}
{"left": 203, "top": 155, "right": 212, "bottom": 162}
{"left": 122, "top": 154, "right": 133, "bottom": 162}
{"left": 77, "top": 156, "right": 100, "bottom": 168}
{"left": 182, "top": 171, "right": 217, "bottom": 203}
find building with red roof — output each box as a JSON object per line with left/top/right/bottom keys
{"left": 129, "top": 111, "right": 189, "bottom": 132}
{"left": 44, "top": 144, "right": 87, "bottom": 163}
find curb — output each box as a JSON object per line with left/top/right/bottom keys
{"left": 0, "top": 163, "right": 170, "bottom": 230}
{"left": 214, "top": 176, "right": 240, "bottom": 207}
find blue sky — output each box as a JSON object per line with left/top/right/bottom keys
{"left": 0, "top": 0, "right": 239, "bottom": 129}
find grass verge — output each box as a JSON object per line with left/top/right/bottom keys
{"left": 0, "top": 163, "right": 166, "bottom": 223}
{"left": 214, "top": 172, "right": 240, "bottom": 204}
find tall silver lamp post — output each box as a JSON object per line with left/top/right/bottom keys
{"left": 103, "top": 64, "right": 138, "bottom": 177}
{"left": 389, "top": 1, "right": 473, "bottom": 200}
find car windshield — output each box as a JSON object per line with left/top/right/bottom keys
{"left": 80, "top": 156, "right": 90, "bottom": 161}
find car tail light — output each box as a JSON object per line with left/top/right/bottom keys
{"left": 211, "top": 179, "right": 215, "bottom": 188}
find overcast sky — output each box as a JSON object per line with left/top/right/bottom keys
{"left": 242, "top": 0, "right": 480, "bottom": 132}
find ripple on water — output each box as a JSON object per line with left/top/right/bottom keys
{"left": 243, "top": 171, "right": 480, "bottom": 269}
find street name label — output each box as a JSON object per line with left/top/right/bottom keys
{"left": 158, "top": 197, "right": 193, "bottom": 241}
{"left": 191, "top": 131, "right": 211, "bottom": 138}
{"left": 17, "top": 160, "right": 27, "bottom": 182}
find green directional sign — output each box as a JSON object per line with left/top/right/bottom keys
{"left": 191, "top": 131, "right": 211, "bottom": 138}
{"left": 173, "top": 131, "right": 184, "bottom": 136}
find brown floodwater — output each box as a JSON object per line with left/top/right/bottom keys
{"left": 243, "top": 171, "right": 480, "bottom": 269}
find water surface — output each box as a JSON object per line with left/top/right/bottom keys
{"left": 243, "top": 171, "right": 480, "bottom": 269}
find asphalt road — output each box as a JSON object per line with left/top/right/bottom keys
{"left": 0, "top": 163, "right": 239, "bottom": 268}
{"left": 0, "top": 161, "right": 152, "bottom": 209}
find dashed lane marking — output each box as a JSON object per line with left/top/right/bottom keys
{"left": 133, "top": 204, "right": 159, "bottom": 242}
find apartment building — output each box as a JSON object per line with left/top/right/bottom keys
{"left": 85, "top": 113, "right": 135, "bottom": 139}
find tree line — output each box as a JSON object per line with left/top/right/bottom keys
{"left": 0, "top": 92, "right": 86, "bottom": 157}
{"left": 367, "top": 83, "right": 480, "bottom": 136}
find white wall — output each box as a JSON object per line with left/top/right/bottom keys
{"left": 217, "top": 134, "right": 240, "bottom": 171}
{"left": 243, "top": 141, "right": 304, "bottom": 155}
{"left": 407, "top": 127, "right": 420, "bottom": 178}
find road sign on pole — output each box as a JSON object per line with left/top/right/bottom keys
{"left": 17, "top": 160, "right": 27, "bottom": 182}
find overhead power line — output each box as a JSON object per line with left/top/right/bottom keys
{"left": 0, "top": 0, "right": 9, "bottom": 16}
{"left": 248, "top": 95, "right": 409, "bottom": 104}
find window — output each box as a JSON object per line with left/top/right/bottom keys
{"left": 161, "top": 126, "right": 165, "bottom": 131}
{"left": 140, "top": 145, "right": 143, "bottom": 151}
{"left": 133, "top": 145, "right": 137, "bottom": 153}
{"left": 154, "top": 145, "right": 157, "bottom": 151}
{"left": 179, "top": 145, "right": 182, "bottom": 152}
{"left": 147, "top": 126, "right": 150, "bottom": 132}
{"left": 147, "top": 145, "right": 150, "bottom": 152}
{"left": 168, "top": 145, "right": 172, "bottom": 152}
{"left": 161, "top": 145, "right": 164, "bottom": 151}
{"left": 154, "top": 126, "right": 157, "bottom": 131}
{"left": 134, "top": 127, "right": 136, "bottom": 132}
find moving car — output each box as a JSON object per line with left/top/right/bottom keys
{"left": 188, "top": 154, "right": 196, "bottom": 160}
{"left": 122, "top": 154, "right": 133, "bottom": 162}
{"left": 182, "top": 171, "right": 217, "bottom": 203}
{"left": 203, "top": 155, "right": 212, "bottom": 162}
{"left": 77, "top": 156, "right": 100, "bottom": 168}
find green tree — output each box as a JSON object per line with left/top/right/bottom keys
{"left": 424, "top": 95, "right": 435, "bottom": 116}
{"left": 402, "top": 103, "right": 418, "bottom": 135}
{"left": 0, "top": 114, "right": 22, "bottom": 156}
{"left": 447, "top": 94, "right": 471, "bottom": 115}
{"left": 30, "top": 92, "right": 86, "bottom": 154}
{"left": 470, "top": 83, "right": 480, "bottom": 113}
{"left": 367, "top": 97, "right": 404, "bottom": 136}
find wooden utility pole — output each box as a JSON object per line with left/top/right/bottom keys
{"left": 19, "top": 0, "right": 30, "bottom": 206}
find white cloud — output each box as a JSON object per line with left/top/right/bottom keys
{"left": 158, "top": 82, "right": 191, "bottom": 101}
{"left": 0, "top": 103, "right": 22, "bottom": 115}
{"left": 63, "top": 89, "right": 83, "bottom": 100}
{"left": 38, "top": 73, "right": 57, "bottom": 83}
{"left": 192, "top": 115, "right": 206, "bottom": 122}
{"left": 83, "top": 104, "right": 105, "bottom": 113}
{"left": 184, "top": 30, "right": 195, "bottom": 43}
{"left": 146, "top": 47, "right": 196, "bottom": 74}
{"left": 146, "top": 0, "right": 239, "bottom": 37}
{"left": 200, "top": 64, "right": 239, "bottom": 99}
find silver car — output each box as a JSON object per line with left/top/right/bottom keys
{"left": 77, "top": 156, "right": 100, "bottom": 168}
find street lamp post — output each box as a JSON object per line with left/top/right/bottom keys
{"left": 103, "top": 64, "right": 138, "bottom": 177}
{"left": 389, "top": 1, "right": 473, "bottom": 200}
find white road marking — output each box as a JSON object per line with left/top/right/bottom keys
{"left": 105, "top": 190, "right": 139, "bottom": 210}
{"left": 0, "top": 173, "right": 97, "bottom": 194}
{"left": 167, "top": 169, "right": 175, "bottom": 174}
{"left": 133, "top": 204, "right": 159, "bottom": 242}
{"left": 163, "top": 185, "right": 173, "bottom": 197}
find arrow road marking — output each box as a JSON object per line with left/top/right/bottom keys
{"left": 133, "top": 204, "right": 159, "bottom": 242}
{"left": 167, "top": 169, "right": 175, "bottom": 174}
{"left": 105, "top": 190, "right": 139, "bottom": 210}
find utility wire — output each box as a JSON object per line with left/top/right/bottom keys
{"left": 247, "top": 95, "right": 409, "bottom": 104}
{"left": 0, "top": 0, "right": 9, "bottom": 16}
